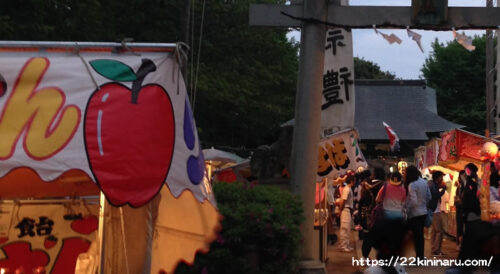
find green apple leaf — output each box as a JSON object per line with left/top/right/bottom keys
{"left": 90, "top": 59, "right": 137, "bottom": 82}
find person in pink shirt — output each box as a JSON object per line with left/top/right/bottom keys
{"left": 374, "top": 172, "right": 407, "bottom": 260}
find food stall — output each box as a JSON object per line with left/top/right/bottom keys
{"left": 0, "top": 41, "right": 219, "bottom": 273}
{"left": 315, "top": 128, "right": 368, "bottom": 261}
{"left": 415, "top": 129, "right": 500, "bottom": 237}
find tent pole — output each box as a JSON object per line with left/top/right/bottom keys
{"left": 97, "top": 191, "right": 106, "bottom": 274}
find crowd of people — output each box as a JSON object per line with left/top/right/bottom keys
{"left": 326, "top": 163, "right": 500, "bottom": 274}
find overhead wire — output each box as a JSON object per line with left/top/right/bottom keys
{"left": 192, "top": 0, "right": 206, "bottom": 114}
{"left": 190, "top": 0, "right": 195, "bottom": 105}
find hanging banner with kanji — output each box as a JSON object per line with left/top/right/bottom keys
{"left": 415, "top": 146, "right": 427, "bottom": 170}
{"left": 316, "top": 128, "right": 367, "bottom": 181}
{"left": 321, "top": 28, "right": 355, "bottom": 137}
{"left": 0, "top": 50, "right": 213, "bottom": 207}
{"left": 0, "top": 202, "right": 98, "bottom": 273}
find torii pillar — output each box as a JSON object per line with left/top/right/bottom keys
{"left": 287, "top": 0, "right": 328, "bottom": 272}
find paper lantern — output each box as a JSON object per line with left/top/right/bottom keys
{"left": 397, "top": 161, "right": 408, "bottom": 174}
{"left": 482, "top": 142, "right": 498, "bottom": 159}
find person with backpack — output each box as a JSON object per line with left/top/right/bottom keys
{"left": 357, "top": 167, "right": 385, "bottom": 258}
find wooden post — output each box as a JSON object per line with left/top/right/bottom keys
{"left": 486, "top": 0, "right": 495, "bottom": 133}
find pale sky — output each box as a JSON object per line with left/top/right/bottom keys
{"left": 287, "top": 0, "right": 490, "bottom": 79}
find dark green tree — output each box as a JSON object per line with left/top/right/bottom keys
{"left": 422, "top": 36, "right": 487, "bottom": 133}
{"left": 354, "top": 57, "right": 396, "bottom": 80}
{"left": 192, "top": 0, "right": 298, "bottom": 149}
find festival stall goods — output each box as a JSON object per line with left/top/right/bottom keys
{"left": 415, "top": 129, "right": 500, "bottom": 236}
{"left": 0, "top": 41, "right": 219, "bottom": 273}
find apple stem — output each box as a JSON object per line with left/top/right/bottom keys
{"left": 131, "top": 59, "right": 157, "bottom": 104}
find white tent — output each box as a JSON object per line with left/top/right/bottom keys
{"left": 203, "top": 147, "right": 246, "bottom": 169}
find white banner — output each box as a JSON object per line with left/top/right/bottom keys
{"left": 317, "top": 129, "right": 367, "bottom": 181}
{"left": 0, "top": 51, "right": 213, "bottom": 207}
{"left": 321, "top": 28, "right": 355, "bottom": 137}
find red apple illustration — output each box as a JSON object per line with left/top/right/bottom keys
{"left": 70, "top": 215, "right": 98, "bottom": 235}
{"left": 85, "top": 59, "right": 175, "bottom": 207}
{"left": 43, "top": 236, "right": 58, "bottom": 249}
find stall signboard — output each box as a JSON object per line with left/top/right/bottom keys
{"left": 425, "top": 139, "right": 440, "bottom": 167}
{"left": 458, "top": 130, "right": 488, "bottom": 160}
{"left": 320, "top": 28, "right": 355, "bottom": 137}
{"left": 438, "top": 129, "right": 500, "bottom": 166}
{"left": 317, "top": 129, "right": 367, "bottom": 181}
{"left": 0, "top": 202, "right": 98, "bottom": 273}
{"left": 438, "top": 130, "right": 458, "bottom": 163}
{"left": 0, "top": 52, "right": 213, "bottom": 207}
{"left": 415, "top": 146, "right": 426, "bottom": 170}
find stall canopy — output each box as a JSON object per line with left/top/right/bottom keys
{"left": 0, "top": 41, "right": 219, "bottom": 273}
{"left": 203, "top": 147, "right": 246, "bottom": 169}
{"left": 416, "top": 128, "right": 500, "bottom": 173}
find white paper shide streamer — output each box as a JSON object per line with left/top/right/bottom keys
{"left": 407, "top": 28, "right": 424, "bottom": 53}
{"left": 453, "top": 28, "right": 476, "bottom": 51}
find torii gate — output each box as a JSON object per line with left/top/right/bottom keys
{"left": 250, "top": 1, "right": 500, "bottom": 272}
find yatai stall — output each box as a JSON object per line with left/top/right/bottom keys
{"left": 415, "top": 129, "right": 500, "bottom": 237}
{"left": 0, "top": 41, "right": 219, "bottom": 273}
{"left": 315, "top": 128, "right": 368, "bottom": 261}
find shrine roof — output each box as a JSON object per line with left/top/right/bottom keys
{"left": 282, "top": 79, "right": 463, "bottom": 141}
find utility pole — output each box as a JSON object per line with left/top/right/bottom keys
{"left": 496, "top": 0, "right": 500, "bottom": 135}
{"left": 486, "top": 0, "right": 495, "bottom": 134}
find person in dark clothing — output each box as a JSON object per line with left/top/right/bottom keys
{"left": 452, "top": 162, "right": 500, "bottom": 273}
{"left": 355, "top": 170, "right": 371, "bottom": 239}
{"left": 458, "top": 163, "right": 482, "bottom": 259}
{"left": 454, "top": 170, "right": 466, "bottom": 250}
{"left": 358, "top": 167, "right": 385, "bottom": 258}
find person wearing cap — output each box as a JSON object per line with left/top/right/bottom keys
{"left": 338, "top": 174, "right": 356, "bottom": 252}
{"left": 374, "top": 172, "right": 407, "bottom": 260}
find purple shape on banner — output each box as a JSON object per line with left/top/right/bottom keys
{"left": 187, "top": 148, "right": 205, "bottom": 185}
{"left": 184, "top": 100, "right": 195, "bottom": 150}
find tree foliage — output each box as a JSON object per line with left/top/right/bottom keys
{"left": 191, "top": 0, "right": 298, "bottom": 149}
{"left": 0, "top": 1, "right": 397, "bottom": 149}
{"left": 175, "top": 182, "right": 304, "bottom": 274}
{"left": 422, "top": 36, "right": 487, "bottom": 133}
{"left": 354, "top": 57, "right": 396, "bottom": 80}
{"left": 0, "top": 0, "right": 298, "bottom": 149}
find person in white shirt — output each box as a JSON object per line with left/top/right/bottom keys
{"left": 431, "top": 175, "right": 449, "bottom": 256}
{"left": 338, "top": 175, "right": 355, "bottom": 252}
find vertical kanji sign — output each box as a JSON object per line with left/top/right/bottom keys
{"left": 321, "top": 28, "right": 355, "bottom": 137}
